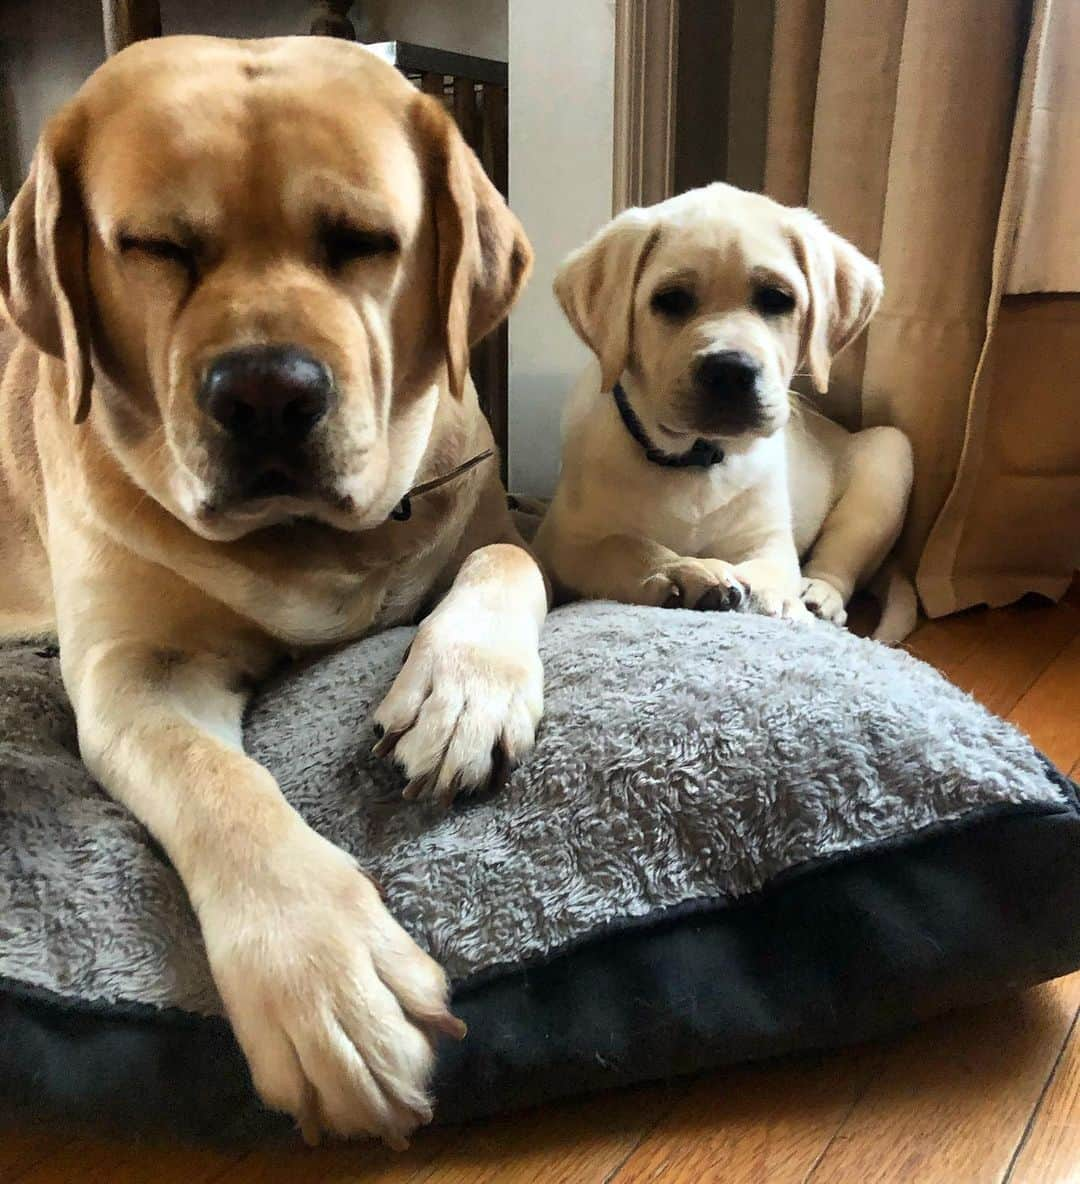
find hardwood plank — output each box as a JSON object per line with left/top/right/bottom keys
{"left": 409, "top": 1082, "right": 679, "bottom": 1184}
{"left": 1008, "top": 633, "right": 1080, "bottom": 774}
{"left": 804, "top": 975, "right": 1080, "bottom": 1184}
{"left": 10, "top": 1134, "right": 240, "bottom": 1184}
{"left": 929, "top": 597, "right": 1080, "bottom": 717}
{"left": 217, "top": 1125, "right": 458, "bottom": 1184}
{"left": 608, "top": 1049, "right": 878, "bottom": 1184}
{"left": 904, "top": 607, "right": 995, "bottom": 676}
{"left": 0, "top": 1128, "right": 71, "bottom": 1181}
{"left": 1007, "top": 989, "right": 1080, "bottom": 1183}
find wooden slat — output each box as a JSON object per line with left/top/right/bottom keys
{"left": 1007, "top": 997, "right": 1080, "bottom": 1183}
{"left": 903, "top": 608, "right": 995, "bottom": 676}
{"left": 11, "top": 1134, "right": 240, "bottom": 1184}
{"left": 470, "top": 81, "right": 509, "bottom": 465}
{"left": 101, "top": 0, "right": 162, "bottom": 56}
{"left": 1008, "top": 632, "right": 1080, "bottom": 773}
{"left": 907, "top": 596, "right": 1080, "bottom": 717}
{"left": 420, "top": 72, "right": 446, "bottom": 100}
{"left": 412, "top": 1083, "right": 678, "bottom": 1184}
{"left": 366, "top": 42, "right": 507, "bottom": 89}
{"left": 803, "top": 975, "right": 1080, "bottom": 1184}
{"left": 609, "top": 1050, "right": 879, "bottom": 1184}
{"left": 217, "top": 1125, "right": 459, "bottom": 1184}
{"left": 451, "top": 78, "right": 480, "bottom": 153}
{"left": 480, "top": 84, "right": 508, "bottom": 197}
{"left": 0, "top": 1129, "right": 71, "bottom": 1181}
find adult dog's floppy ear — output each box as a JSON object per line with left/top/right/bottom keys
{"left": 412, "top": 94, "right": 533, "bottom": 400}
{"left": 554, "top": 208, "right": 660, "bottom": 392}
{"left": 787, "top": 210, "right": 883, "bottom": 395}
{"left": 0, "top": 112, "right": 92, "bottom": 423}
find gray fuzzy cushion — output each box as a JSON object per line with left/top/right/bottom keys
{"left": 0, "top": 604, "right": 1067, "bottom": 1018}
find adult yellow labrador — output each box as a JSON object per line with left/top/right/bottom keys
{"left": 0, "top": 36, "right": 548, "bottom": 1145}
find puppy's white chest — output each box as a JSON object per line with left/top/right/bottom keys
{"left": 622, "top": 449, "right": 775, "bottom": 555}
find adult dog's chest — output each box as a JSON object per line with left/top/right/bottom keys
{"left": 231, "top": 519, "right": 461, "bottom": 648}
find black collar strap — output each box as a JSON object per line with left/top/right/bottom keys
{"left": 390, "top": 448, "right": 494, "bottom": 522}
{"left": 612, "top": 382, "right": 724, "bottom": 468}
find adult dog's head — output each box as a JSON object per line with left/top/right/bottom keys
{"left": 0, "top": 36, "right": 530, "bottom": 540}
{"left": 555, "top": 183, "right": 881, "bottom": 449}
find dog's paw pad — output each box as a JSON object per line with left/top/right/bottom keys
{"left": 800, "top": 577, "right": 847, "bottom": 626}
{"left": 695, "top": 580, "right": 748, "bottom": 613}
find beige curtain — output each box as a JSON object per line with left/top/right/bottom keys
{"left": 764, "top": 0, "right": 1080, "bottom": 617}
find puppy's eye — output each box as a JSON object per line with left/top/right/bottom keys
{"left": 753, "top": 285, "right": 796, "bottom": 316}
{"left": 119, "top": 235, "right": 197, "bottom": 271}
{"left": 651, "top": 286, "right": 698, "bottom": 320}
{"left": 321, "top": 221, "right": 399, "bottom": 272}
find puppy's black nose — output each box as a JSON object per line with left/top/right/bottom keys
{"left": 199, "top": 345, "right": 333, "bottom": 444}
{"left": 694, "top": 350, "right": 760, "bottom": 397}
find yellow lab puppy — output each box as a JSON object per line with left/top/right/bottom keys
{"left": 0, "top": 37, "right": 548, "bottom": 1144}
{"left": 535, "top": 183, "right": 915, "bottom": 640}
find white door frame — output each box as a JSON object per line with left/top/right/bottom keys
{"left": 612, "top": 0, "right": 679, "bottom": 212}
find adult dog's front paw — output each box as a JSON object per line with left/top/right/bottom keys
{"left": 372, "top": 614, "right": 543, "bottom": 805}
{"left": 201, "top": 826, "right": 461, "bottom": 1148}
{"left": 645, "top": 557, "right": 750, "bottom": 612}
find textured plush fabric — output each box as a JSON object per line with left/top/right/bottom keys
{"left": 0, "top": 604, "right": 1066, "bottom": 1021}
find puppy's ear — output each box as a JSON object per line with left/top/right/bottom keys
{"left": 412, "top": 94, "right": 533, "bottom": 400}
{"left": 553, "top": 209, "right": 660, "bottom": 392}
{"left": 787, "top": 211, "right": 882, "bottom": 394}
{"left": 0, "top": 113, "right": 92, "bottom": 423}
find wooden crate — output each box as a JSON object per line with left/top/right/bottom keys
{"left": 367, "top": 41, "right": 509, "bottom": 467}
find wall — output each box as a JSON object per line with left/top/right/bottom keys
{"left": 507, "top": 0, "right": 616, "bottom": 495}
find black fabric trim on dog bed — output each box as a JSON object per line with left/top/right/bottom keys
{"left": 2, "top": 769, "right": 1078, "bottom": 1143}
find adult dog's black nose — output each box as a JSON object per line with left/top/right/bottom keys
{"left": 198, "top": 345, "right": 333, "bottom": 445}
{"left": 694, "top": 350, "right": 761, "bottom": 397}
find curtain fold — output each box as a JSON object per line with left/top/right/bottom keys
{"left": 1006, "top": 0, "right": 1080, "bottom": 294}
{"left": 765, "top": 0, "right": 1079, "bottom": 616}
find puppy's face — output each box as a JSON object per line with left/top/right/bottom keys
{"left": 556, "top": 183, "right": 882, "bottom": 449}
{"left": 0, "top": 37, "right": 531, "bottom": 540}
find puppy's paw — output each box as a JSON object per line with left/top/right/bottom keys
{"left": 800, "top": 577, "right": 848, "bottom": 627}
{"left": 202, "top": 825, "right": 462, "bottom": 1148}
{"left": 645, "top": 557, "right": 750, "bottom": 612}
{"left": 741, "top": 582, "right": 814, "bottom": 622}
{"left": 372, "top": 616, "right": 543, "bottom": 806}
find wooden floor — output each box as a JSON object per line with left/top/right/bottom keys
{"left": 4, "top": 588, "right": 1080, "bottom": 1184}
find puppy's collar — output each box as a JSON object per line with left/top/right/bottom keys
{"left": 390, "top": 449, "right": 494, "bottom": 522}
{"left": 612, "top": 382, "right": 724, "bottom": 469}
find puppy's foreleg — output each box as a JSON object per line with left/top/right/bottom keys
{"left": 800, "top": 426, "right": 914, "bottom": 625}
{"left": 374, "top": 542, "right": 548, "bottom": 804}
{"left": 730, "top": 532, "right": 808, "bottom": 620}
{"left": 720, "top": 483, "right": 807, "bottom": 620}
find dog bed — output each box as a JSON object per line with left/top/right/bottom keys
{"left": 2, "top": 603, "right": 1079, "bottom": 1140}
